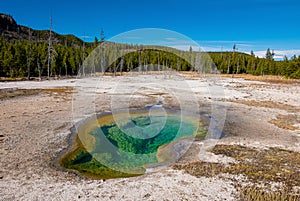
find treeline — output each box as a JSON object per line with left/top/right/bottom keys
{"left": 0, "top": 36, "right": 300, "bottom": 78}
{"left": 83, "top": 44, "right": 200, "bottom": 75}
{"left": 0, "top": 36, "right": 95, "bottom": 78}
{"left": 209, "top": 50, "right": 300, "bottom": 78}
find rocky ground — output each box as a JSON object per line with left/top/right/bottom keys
{"left": 0, "top": 73, "right": 299, "bottom": 200}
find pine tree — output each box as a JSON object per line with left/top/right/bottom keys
{"left": 265, "top": 48, "right": 274, "bottom": 60}
{"left": 100, "top": 28, "right": 105, "bottom": 43}
{"left": 94, "top": 36, "right": 99, "bottom": 47}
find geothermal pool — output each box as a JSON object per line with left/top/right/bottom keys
{"left": 59, "top": 108, "right": 208, "bottom": 179}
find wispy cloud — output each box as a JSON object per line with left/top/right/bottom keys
{"left": 198, "top": 40, "right": 252, "bottom": 44}
{"left": 254, "top": 49, "right": 300, "bottom": 59}
{"left": 80, "top": 35, "right": 92, "bottom": 39}
{"left": 170, "top": 45, "right": 247, "bottom": 53}
{"left": 110, "top": 34, "right": 300, "bottom": 61}
{"left": 170, "top": 45, "right": 300, "bottom": 61}
{"left": 169, "top": 45, "right": 203, "bottom": 51}
{"left": 123, "top": 36, "right": 141, "bottom": 40}
{"left": 274, "top": 50, "right": 300, "bottom": 59}
{"left": 173, "top": 40, "right": 300, "bottom": 60}
{"left": 165, "top": 37, "right": 178, "bottom": 41}
{"left": 236, "top": 43, "right": 253, "bottom": 47}
{"left": 194, "top": 40, "right": 254, "bottom": 52}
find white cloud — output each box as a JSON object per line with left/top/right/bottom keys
{"left": 254, "top": 49, "right": 300, "bottom": 60}
{"left": 273, "top": 50, "right": 300, "bottom": 59}
{"left": 253, "top": 51, "right": 266, "bottom": 58}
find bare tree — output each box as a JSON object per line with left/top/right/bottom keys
{"left": 157, "top": 51, "right": 160, "bottom": 71}
{"left": 37, "top": 57, "right": 41, "bottom": 80}
{"left": 227, "top": 56, "right": 230, "bottom": 74}
{"left": 236, "top": 57, "right": 240, "bottom": 74}
{"left": 27, "top": 28, "right": 32, "bottom": 80}
{"left": 81, "top": 35, "right": 86, "bottom": 77}
{"left": 138, "top": 46, "right": 142, "bottom": 73}
{"left": 120, "top": 48, "right": 124, "bottom": 76}
{"left": 47, "top": 15, "right": 52, "bottom": 79}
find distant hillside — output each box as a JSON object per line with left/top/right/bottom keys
{"left": 0, "top": 13, "right": 84, "bottom": 48}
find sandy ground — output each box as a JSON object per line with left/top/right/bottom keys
{"left": 0, "top": 73, "right": 299, "bottom": 200}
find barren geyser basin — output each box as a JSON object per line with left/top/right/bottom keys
{"left": 0, "top": 74, "right": 300, "bottom": 201}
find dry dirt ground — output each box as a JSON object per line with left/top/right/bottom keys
{"left": 0, "top": 74, "right": 299, "bottom": 200}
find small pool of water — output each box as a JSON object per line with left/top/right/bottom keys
{"left": 58, "top": 108, "right": 208, "bottom": 179}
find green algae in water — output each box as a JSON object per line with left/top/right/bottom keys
{"left": 59, "top": 109, "right": 207, "bottom": 179}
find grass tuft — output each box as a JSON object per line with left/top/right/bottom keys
{"left": 173, "top": 144, "right": 300, "bottom": 200}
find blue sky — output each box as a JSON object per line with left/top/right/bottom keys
{"left": 1, "top": 0, "right": 300, "bottom": 59}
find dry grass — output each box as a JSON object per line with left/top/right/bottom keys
{"left": 173, "top": 144, "right": 300, "bottom": 200}
{"left": 0, "top": 88, "right": 41, "bottom": 99}
{"left": 230, "top": 100, "right": 300, "bottom": 113}
{"left": 43, "top": 87, "right": 74, "bottom": 101}
{"left": 1, "top": 73, "right": 299, "bottom": 84}
{"left": 239, "top": 186, "right": 299, "bottom": 201}
{"left": 213, "top": 145, "right": 300, "bottom": 188}
{"left": 0, "top": 77, "right": 27, "bottom": 82}
{"left": 179, "top": 72, "right": 300, "bottom": 84}
{"left": 269, "top": 114, "right": 300, "bottom": 131}
{"left": 0, "top": 87, "right": 73, "bottom": 100}
{"left": 219, "top": 74, "right": 300, "bottom": 84}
